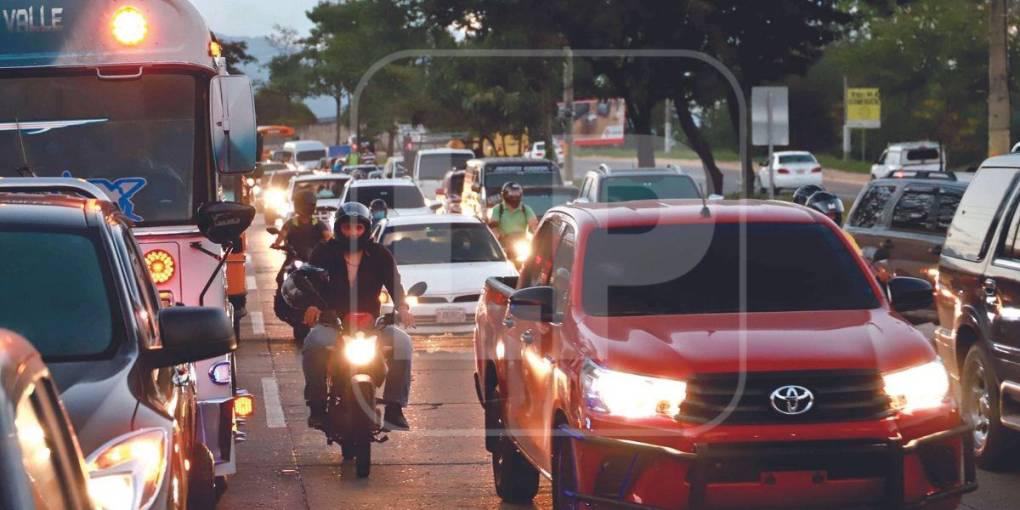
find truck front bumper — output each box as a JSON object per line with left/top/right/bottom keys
{"left": 558, "top": 423, "right": 976, "bottom": 510}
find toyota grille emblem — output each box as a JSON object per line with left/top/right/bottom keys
{"left": 770, "top": 385, "right": 815, "bottom": 416}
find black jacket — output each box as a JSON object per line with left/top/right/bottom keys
{"left": 308, "top": 240, "right": 405, "bottom": 317}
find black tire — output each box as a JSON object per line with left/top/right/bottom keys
{"left": 552, "top": 433, "right": 579, "bottom": 510}
{"left": 214, "top": 476, "right": 228, "bottom": 502}
{"left": 962, "top": 345, "right": 1018, "bottom": 470}
{"left": 355, "top": 442, "right": 372, "bottom": 478}
{"left": 341, "top": 440, "right": 355, "bottom": 461}
{"left": 492, "top": 433, "right": 539, "bottom": 503}
{"left": 187, "top": 444, "right": 217, "bottom": 509}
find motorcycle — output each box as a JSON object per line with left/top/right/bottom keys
{"left": 281, "top": 264, "right": 427, "bottom": 478}
{"left": 267, "top": 226, "right": 311, "bottom": 342}
{"left": 500, "top": 231, "right": 533, "bottom": 269}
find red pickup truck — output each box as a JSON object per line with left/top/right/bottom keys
{"left": 473, "top": 200, "right": 975, "bottom": 510}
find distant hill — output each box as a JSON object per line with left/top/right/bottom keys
{"left": 219, "top": 34, "right": 334, "bottom": 120}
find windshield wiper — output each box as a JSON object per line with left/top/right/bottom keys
{"left": 13, "top": 117, "right": 34, "bottom": 177}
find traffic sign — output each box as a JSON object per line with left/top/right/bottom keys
{"left": 847, "top": 88, "right": 881, "bottom": 128}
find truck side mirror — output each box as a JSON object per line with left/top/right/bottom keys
{"left": 888, "top": 276, "right": 933, "bottom": 312}
{"left": 509, "top": 286, "right": 554, "bottom": 322}
{"left": 210, "top": 75, "right": 258, "bottom": 175}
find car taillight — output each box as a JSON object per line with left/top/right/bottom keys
{"left": 144, "top": 250, "right": 176, "bottom": 284}
{"left": 777, "top": 168, "right": 791, "bottom": 175}
{"left": 811, "top": 167, "right": 822, "bottom": 173}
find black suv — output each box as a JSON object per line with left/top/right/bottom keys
{"left": 845, "top": 174, "right": 967, "bottom": 287}
{"left": 935, "top": 158, "right": 1020, "bottom": 468}
{"left": 0, "top": 179, "right": 250, "bottom": 509}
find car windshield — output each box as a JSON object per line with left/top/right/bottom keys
{"left": 382, "top": 223, "right": 505, "bottom": 265}
{"left": 582, "top": 223, "right": 878, "bottom": 316}
{"left": 297, "top": 150, "right": 327, "bottom": 162}
{"left": 0, "top": 230, "right": 123, "bottom": 359}
{"left": 418, "top": 153, "right": 473, "bottom": 180}
{"left": 347, "top": 185, "right": 426, "bottom": 209}
{"left": 484, "top": 165, "right": 563, "bottom": 195}
{"left": 601, "top": 174, "right": 701, "bottom": 202}
{"left": 0, "top": 73, "right": 197, "bottom": 223}
{"left": 906, "top": 148, "right": 940, "bottom": 161}
{"left": 269, "top": 171, "right": 303, "bottom": 188}
{"left": 294, "top": 179, "right": 347, "bottom": 200}
{"left": 523, "top": 189, "right": 579, "bottom": 217}
{"left": 778, "top": 154, "right": 817, "bottom": 164}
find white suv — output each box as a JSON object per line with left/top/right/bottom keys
{"left": 870, "top": 141, "right": 945, "bottom": 179}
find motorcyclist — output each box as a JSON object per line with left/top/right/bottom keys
{"left": 805, "top": 191, "right": 845, "bottom": 225}
{"left": 301, "top": 202, "right": 416, "bottom": 431}
{"left": 369, "top": 198, "right": 388, "bottom": 229}
{"left": 271, "top": 190, "right": 331, "bottom": 285}
{"left": 792, "top": 184, "right": 825, "bottom": 206}
{"left": 488, "top": 181, "right": 538, "bottom": 240}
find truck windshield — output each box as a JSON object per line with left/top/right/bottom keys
{"left": 582, "top": 223, "right": 878, "bottom": 316}
{"left": 0, "top": 230, "right": 123, "bottom": 360}
{"left": 601, "top": 174, "right": 701, "bottom": 202}
{"left": 382, "top": 223, "right": 505, "bottom": 265}
{"left": 346, "top": 185, "right": 426, "bottom": 209}
{"left": 418, "top": 153, "right": 473, "bottom": 181}
{"left": 484, "top": 165, "right": 563, "bottom": 195}
{"left": 0, "top": 73, "right": 197, "bottom": 224}
{"left": 297, "top": 150, "right": 326, "bottom": 162}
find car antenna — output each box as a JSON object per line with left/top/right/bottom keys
{"left": 14, "top": 117, "right": 36, "bottom": 177}
{"left": 700, "top": 189, "right": 711, "bottom": 217}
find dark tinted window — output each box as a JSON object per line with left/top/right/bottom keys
{"left": 778, "top": 154, "right": 817, "bottom": 164}
{"left": 294, "top": 179, "right": 347, "bottom": 200}
{"left": 346, "top": 185, "right": 426, "bottom": 209}
{"left": 890, "top": 190, "right": 937, "bottom": 232}
{"left": 381, "top": 223, "right": 503, "bottom": 264}
{"left": 848, "top": 185, "right": 896, "bottom": 228}
{"left": 905, "top": 148, "right": 940, "bottom": 161}
{"left": 0, "top": 231, "right": 123, "bottom": 359}
{"left": 582, "top": 223, "right": 878, "bottom": 316}
{"left": 418, "top": 153, "right": 473, "bottom": 180}
{"left": 936, "top": 190, "right": 963, "bottom": 234}
{"left": 483, "top": 164, "right": 563, "bottom": 195}
{"left": 297, "top": 150, "right": 327, "bottom": 162}
{"left": 944, "top": 169, "right": 1019, "bottom": 261}
{"left": 523, "top": 189, "right": 579, "bottom": 217}
{"left": 601, "top": 174, "right": 701, "bottom": 202}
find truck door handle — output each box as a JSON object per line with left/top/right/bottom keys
{"left": 521, "top": 330, "right": 535, "bottom": 344}
{"left": 983, "top": 278, "right": 997, "bottom": 296}
{"left": 503, "top": 317, "right": 515, "bottom": 328}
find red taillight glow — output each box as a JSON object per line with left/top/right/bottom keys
{"left": 777, "top": 168, "right": 791, "bottom": 175}
{"left": 111, "top": 6, "right": 147, "bottom": 46}
{"left": 811, "top": 167, "right": 823, "bottom": 173}
{"left": 144, "top": 249, "right": 175, "bottom": 284}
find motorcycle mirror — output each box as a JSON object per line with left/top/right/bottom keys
{"left": 407, "top": 281, "right": 427, "bottom": 297}
{"left": 266, "top": 226, "right": 280, "bottom": 235}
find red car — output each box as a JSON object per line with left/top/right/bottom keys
{"left": 474, "top": 199, "right": 975, "bottom": 509}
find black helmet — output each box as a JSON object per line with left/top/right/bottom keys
{"left": 805, "top": 191, "right": 845, "bottom": 225}
{"left": 793, "top": 184, "right": 824, "bottom": 206}
{"left": 501, "top": 181, "right": 523, "bottom": 207}
{"left": 333, "top": 202, "right": 373, "bottom": 251}
{"left": 293, "top": 190, "right": 317, "bottom": 217}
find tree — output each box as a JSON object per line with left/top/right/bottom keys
{"left": 216, "top": 36, "right": 256, "bottom": 76}
{"left": 254, "top": 87, "right": 317, "bottom": 126}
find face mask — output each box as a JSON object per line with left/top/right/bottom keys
{"left": 372, "top": 212, "right": 386, "bottom": 221}
{"left": 505, "top": 197, "right": 522, "bottom": 208}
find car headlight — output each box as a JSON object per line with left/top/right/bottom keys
{"left": 512, "top": 239, "right": 531, "bottom": 263}
{"left": 883, "top": 360, "right": 951, "bottom": 413}
{"left": 87, "top": 428, "right": 168, "bottom": 510}
{"left": 582, "top": 361, "right": 686, "bottom": 419}
{"left": 343, "top": 332, "right": 378, "bottom": 366}
{"left": 405, "top": 295, "right": 418, "bottom": 308}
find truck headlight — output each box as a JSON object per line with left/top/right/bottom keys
{"left": 343, "top": 332, "right": 378, "bottom": 366}
{"left": 582, "top": 361, "right": 686, "bottom": 419}
{"left": 883, "top": 360, "right": 950, "bottom": 413}
{"left": 87, "top": 428, "right": 168, "bottom": 510}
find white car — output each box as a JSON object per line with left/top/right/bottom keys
{"left": 527, "top": 141, "right": 565, "bottom": 165}
{"left": 289, "top": 174, "right": 352, "bottom": 225}
{"left": 756, "top": 151, "right": 822, "bottom": 193}
{"left": 280, "top": 140, "right": 329, "bottom": 172}
{"left": 373, "top": 215, "right": 517, "bottom": 335}
{"left": 414, "top": 148, "right": 475, "bottom": 201}
{"left": 870, "top": 142, "right": 945, "bottom": 180}
{"left": 340, "top": 178, "right": 433, "bottom": 217}
{"left": 384, "top": 155, "right": 407, "bottom": 178}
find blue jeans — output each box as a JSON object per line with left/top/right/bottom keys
{"left": 301, "top": 324, "right": 412, "bottom": 407}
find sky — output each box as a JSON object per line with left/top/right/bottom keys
{"left": 189, "top": 0, "right": 318, "bottom": 37}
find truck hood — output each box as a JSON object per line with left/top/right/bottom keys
{"left": 399, "top": 261, "right": 517, "bottom": 297}
{"left": 577, "top": 309, "right": 935, "bottom": 379}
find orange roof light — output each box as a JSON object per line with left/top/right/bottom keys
{"left": 209, "top": 41, "right": 223, "bottom": 58}
{"left": 144, "top": 249, "right": 175, "bottom": 284}
{"left": 112, "top": 6, "right": 147, "bottom": 46}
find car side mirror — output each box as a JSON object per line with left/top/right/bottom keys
{"left": 146, "top": 307, "right": 236, "bottom": 368}
{"left": 429, "top": 202, "right": 443, "bottom": 211}
{"left": 509, "top": 286, "right": 554, "bottom": 322}
{"left": 407, "top": 281, "right": 428, "bottom": 297}
{"left": 759, "top": 160, "right": 769, "bottom": 167}
{"left": 266, "top": 226, "right": 280, "bottom": 235}
{"left": 197, "top": 201, "right": 255, "bottom": 246}
{"left": 869, "top": 246, "right": 891, "bottom": 263}
{"left": 888, "top": 276, "right": 933, "bottom": 312}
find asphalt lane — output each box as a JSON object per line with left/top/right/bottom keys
{"left": 221, "top": 216, "right": 1017, "bottom": 510}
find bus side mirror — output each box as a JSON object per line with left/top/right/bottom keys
{"left": 211, "top": 75, "right": 258, "bottom": 175}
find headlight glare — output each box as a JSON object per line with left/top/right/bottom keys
{"left": 512, "top": 240, "right": 531, "bottom": 263}
{"left": 343, "top": 332, "right": 378, "bottom": 366}
{"left": 883, "top": 360, "right": 950, "bottom": 413}
{"left": 86, "top": 428, "right": 168, "bottom": 510}
{"left": 582, "top": 361, "right": 686, "bottom": 419}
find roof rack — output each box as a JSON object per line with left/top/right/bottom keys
{"left": 0, "top": 177, "right": 113, "bottom": 200}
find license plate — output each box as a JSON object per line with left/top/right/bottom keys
{"left": 797, "top": 169, "right": 806, "bottom": 175}
{"left": 436, "top": 308, "right": 466, "bottom": 324}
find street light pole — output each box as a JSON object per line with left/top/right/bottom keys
{"left": 563, "top": 46, "right": 574, "bottom": 183}
{"left": 989, "top": 0, "right": 1011, "bottom": 155}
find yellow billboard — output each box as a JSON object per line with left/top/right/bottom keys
{"left": 847, "top": 88, "right": 881, "bottom": 128}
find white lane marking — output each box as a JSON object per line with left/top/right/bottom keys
{"left": 250, "top": 311, "right": 265, "bottom": 336}
{"left": 261, "top": 377, "right": 287, "bottom": 428}
{"left": 246, "top": 276, "right": 257, "bottom": 291}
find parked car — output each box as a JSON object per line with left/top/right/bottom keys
{"left": 475, "top": 199, "right": 973, "bottom": 509}
{"left": 289, "top": 174, "right": 352, "bottom": 226}
{"left": 526, "top": 141, "right": 564, "bottom": 165}
{"left": 845, "top": 174, "right": 967, "bottom": 297}
{"left": 871, "top": 142, "right": 946, "bottom": 180}
{"left": 575, "top": 165, "right": 701, "bottom": 203}
{"left": 0, "top": 329, "right": 95, "bottom": 510}
{"left": 280, "top": 140, "right": 329, "bottom": 172}
{"left": 461, "top": 157, "right": 564, "bottom": 220}
{"left": 373, "top": 215, "right": 517, "bottom": 335}
{"left": 413, "top": 148, "right": 475, "bottom": 200}
{"left": 934, "top": 155, "right": 1020, "bottom": 469}
{"left": 341, "top": 178, "right": 433, "bottom": 217}
{"left": 437, "top": 169, "right": 466, "bottom": 214}
{"left": 0, "top": 181, "right": 246, "bottom": 509}
{"left": 756, "top": 150, "right": 823, "bottom": 193}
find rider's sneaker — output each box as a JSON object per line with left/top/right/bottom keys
{"left": 383, "top": 405, "right": 410, "bottom": 431}
{"left": 307, "top": 406, "right": 326, "bottom": 430}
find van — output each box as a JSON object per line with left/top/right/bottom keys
{"left": 413, "top": 148, "right": 475, "bottom": 200}
{"left": 281, "top": 140, "right": 329, "bottom": 172}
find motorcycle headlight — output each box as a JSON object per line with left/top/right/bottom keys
{"left": 264, "top": 189, "right": 287, "bottom": 212}
{"left": 87, "top": 428, "right": 168, "bottom": 510}
{"left": 343, "top": 332, "right": 378, "bottom": 366}
{"left": 582, "top": 361, "right": 686, "bottom": 419}
{"left": 512, "top": 240, "right": 531, "bottom": 263}
{"left": 883, "top": 360, "right": 951, "bottom": 414}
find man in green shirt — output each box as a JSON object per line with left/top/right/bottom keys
{"left": 488, "top": 181, "right": 538, "bottom": 240}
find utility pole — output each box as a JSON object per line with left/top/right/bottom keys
{"left": 563, "top": 47, "right": 574, "bottom": 183}
{"left": 664, "top": 98, "right": 673, "bottom": 153}
{"left": 989, "top": 0, "right": 1011, "bottom": 156}
{"left": 842, "top": 75, "right": 850, "bottom": 160}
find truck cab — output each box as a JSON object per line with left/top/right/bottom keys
{"left": 460, "top": 157, "right": 563, "bottom": 220}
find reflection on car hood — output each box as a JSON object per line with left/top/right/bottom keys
{"left": 49, "top": 356, "right": 138, "bottom": 457}
{"left": 398, "top": 261, "right": 517, "bottom": 297}
{"left": 391, "top": 207, "right": 434, "bottom": 217}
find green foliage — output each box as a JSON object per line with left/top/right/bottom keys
{"left": 216, "top": 37, "right": 256, "bottom": 76}
{"left": 254, "top": 87, "right": 317, "bottom": 126}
